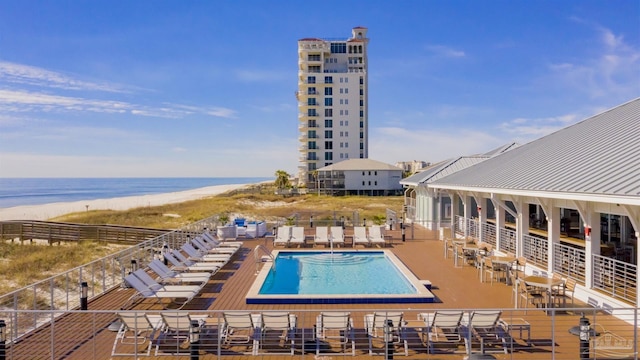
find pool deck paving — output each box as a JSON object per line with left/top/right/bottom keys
{"left": 4, "top": 225, "right": 638, "bottom": 359}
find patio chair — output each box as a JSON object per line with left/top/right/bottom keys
{"left": 330, "top": 226, "right": 345, "bottom": 247}
{"left": 191, "top": 237, "right": 237, "bottom": 254}
{"left": 220, "top": 312, "right": 262, "bottom": 355}
{"left": 111, "top": 311, "right": 161, "bottom": 356}
{"left": 314, "top": 226, "right": 330, "bottom": 247}
{"left": 421, "top": 311, "right": 464, "bottom": 354}
{"left": 273, "top": 226, "right": 291, "bottom": 247}
{"left": 517, "top": 278, "right": 544, "bottom": 312}
{"left": 353, "top": 226, "right": 369, "bottom": 247}
{"left": 364, "top": 311, "right": 407, "bottom": 356}
{"left": 154, "top": 312, "right": 208, "bottom": 356}
{"left": 123, "top": 273, "right": 199, "bottom": 310}
{"left": 315, "top": 312, "right": 355, "bottom": 356}
{"left": 164, "top": 251, "right": 221, "bottom": 272}
{"left": 368, "top": 226, "right": 386, "bottom": 247}
{"left": 555, "top": 276, "right": 577, "bottom": 309}
{"left": 180, "top": 243, "right": 231, "bottom": 264}
{"left": 257, "top": 312, "right": 297, "bottom": 355}
{"left": 289, "top": 226, "right": 306, "bottom": 247}
{"left": 171, "top": 250, "right": 226, "bottom": 270}
{"left": 460, "top": 311, "right": 508, "bottom": 354}
{"left": 148, "top": 259, "right": 210, "bottom": 285}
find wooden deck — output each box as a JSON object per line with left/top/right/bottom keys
{"left": 4, "top": 226, "right": 638, "bottom": 359}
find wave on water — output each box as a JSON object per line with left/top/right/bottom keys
{"left": 0, "top": 177, "right": 270, "bottom": 209}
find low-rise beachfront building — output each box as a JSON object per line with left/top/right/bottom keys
{"left": 395, "top": 160, "right": 430, "bottom": 175}
{"left": 406, "top": 98, "right": 640, "bottom": 310}
{"left": 296, "top": 26, "right": 370, "bottom": 189}
{"left": 315, "top": 158, "right": 403, "bottom": 196}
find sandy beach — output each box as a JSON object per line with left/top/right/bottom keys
{"left": 0, "top": 183, "right": 252, "bottom": 221}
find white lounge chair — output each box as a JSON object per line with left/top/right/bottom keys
{"left": 132, "top": 269, "right": 203, "bottom": 294}
{"left": 258, "top": 312, "right": 297, "bottom": 355}
{"left": 315, "top": 312, "right": 355, "bottom": 356}
{"left": 221, "top": 312, "right": 262, "bottom": 355}
{"left": 201, "top": 231, "right": 243, "bottom": 248}
{"left": 123, "top": 273, "right": 199, "bottom": 310}
{"left": 191, "top": 237, "right": 237, "bottom": 254}
{"left": 273, "top": 226, "right": 291, "bottom": 247}
{"left": 420, "top": 311, "right": 464, "bottom": 354}
{"left": 368, "top": 226, "right": 386, "bottom": 247}
{"left": 180, "top": 243, "right": 231, "bottom": 264}
{"left": 314, "top": 226, "right": 330, "bottom": 247}
{"left": 364, "top": 311, "right": 407, "bottom": 356}
{"left": 460, "top": 311, "right": 508, "bottom": 354}
{"left": 111, "top": 311, "right": 161, "bottom": 356}
{"left": 330, "top": 226, "right": 345, "bottom": 247}
{"left": 165, "top": 251, "right": 221, "bottom": 272}
{"left": 173, "top": 249, "right": 228, "bottom": 268}
{"left": 289, "top": 226, "right": 306, "bottom": 247}
{"left": 353, "top": 226, "right": 369, "bottom": 247}
{"left": 148, "top": 259, "right": 210, "bottom": 285}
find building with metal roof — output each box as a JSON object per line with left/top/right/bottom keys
{"left": 406, "top": 98, "right": 640, "bottom": 310}
{"left": 315, "top": 158, "right": 403, "bottom": 196}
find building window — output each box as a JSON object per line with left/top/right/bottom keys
{"left": 308, "top": 87, "right": 316, "bottom": 94}
{"left": 308, "top": 130, "right": 316, "bottom": 138}
{"left": 360, "top": 89, "right": 363, "bottom": 95}
{"left": 362, "top": 181, "right": 365, "bottom": 186}
{"left": 368, "top": 181, "right": 371, "bottom": 186}
{"left": 360, "top": 77, "right": 363, "bottom": 84}
{"left": 345, "top": 110, "right": 348, "bottom": 115}
{"left": 345, "top": 99, "right": 349, "bottom": 105}
{"left": 345, "top": 142, "right": 348, "bottom": 148}
{"left": 345, "top": 78, "right": 348, "bottom": 83}
{"left": 339, "top": 120, "right": 344, "bottom": 126}
{"left": 345, "top": 88, "right": 348, "bottom": 94}
{"left": 345, "top": 120, "right": 349, "bottom": 126}
{"left": 340, "top": 153, "right": 344, "bottom": 159}
{"left": 360, "top": 143, "right": 364, "bottom": 149}
{"left": 308, "top": 54, "right": 321, "bottom": 61}
{"left": 374, "top": 171, "right": 377, "bottom": 176}
{"left": 339, "top": 88, "right": 343, "bottom": 94}
{"left": 360, "top": 132, "right": 364, "bottom": 139}
{"left": 362, "top": 171, "right": 365, "bottom": 176}
{"left": 325, "top": 109, "right": 332, "bottom": 117}
{"left": 345, "top": 153, "right": 349, "bottom": 158}
{"left": 309, "top": 120, "right": 317, "bottom": 128}
{"left": 325, "top": 98, "right": 332, "bottom": 106}
{"left": 339, "top": 99, "right": 343, "bottom": 105}
{"left": 325, "top": 130, "right": 333, "bottom": 138}
{"left": 308, "top": 163, "right": 316, "bottom": 171}
{"left": 325, "top": 87, "right": 332, "bottom": 95}
{"left": 324, "top": 76, "right": 333, "bottom": 84}
{"left": 325, "top": 119, "right": 333, "bottom": 128}
{"left": 308, "top": 141, "right": 316, "bottom": 149}
{"left": 360, "top": 121, "right": 364, "bottom": 128}
{"left": 345, "top": 131, "right": 349, "bottom": 137}
{"left": 330, "top": 43, "right": 346, "bottom": 53}
{"left": 360, "top": 110, "right": 364, "bottom": 117}
{"left": 325, "top": 141, "right": 333, "bottom": 149}
{"left": 359, "top": 100, "right": 363, "bottom": 106}
{"left": 309, "top": 65, "right": 321, "bottom": 73}
{"left": 368, "top": 171, "right": 371, "bottom": 175}
{"left": 339, "top": 131, "right": 343, "bottom": 137}
{"left": 307, "top": 76, "right": 316, "bottom": 84}
{"left": 308, "top": 109, "right": 317, "bottom": 116}
{"left": 375, "top": 181, "right": 377, "bottom": 186}
{"left": 325, "top": 152, "right": 333, "bottom": 160}
{"left": 307, "top": 98, "right": 316, "bottom": 106}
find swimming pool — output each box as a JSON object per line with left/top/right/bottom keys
{"left": 246, "top": 250, "right": 435, "bottom": 304}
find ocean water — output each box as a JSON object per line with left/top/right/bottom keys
{"left": 0, "top": 177, "right": 270, "bottom": 209}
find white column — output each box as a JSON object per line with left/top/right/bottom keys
{"left": 463, "top": 195, "right": 471, "bottom": 238}
{"left": 547, "top": 206, "right": 561, "bottom": 274}
{"left": 635, "top": 231, "right": 640, "bottom": 306}
{"left": 437, "top": 191, "right": 442, "bottom": 231}
{"left": 495, "top": 202, "right": 505, "bottom": 251}
{"left": 585, "top": 210, "right": 601, "bottom": 289}
{"left": 515, "top": 200, "right": 529, "bottom": 257}
{"left": 450, "top": 193, "right": 458, "bottom": 234}
{"left": 477, "top": 198, "right": 485, "bottom": 243}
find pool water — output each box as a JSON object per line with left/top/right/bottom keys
{"left": 259, "top": 252, "right": 415, "bottom": 295}
{"left": 246, "top": 250, "right": 435, "bottom": 304}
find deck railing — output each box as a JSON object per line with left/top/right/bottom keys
{"left": 481, "top": 222, "right": 496, "bottom": 247}
{"left": 466, "top": 218, "right": 479, "bottom": 239}
{"left": 592, "top": 254, "right": 638, "bottom": 304}
{"left": 553, "top": 243, "right": 587, "bottom": 285}
{"left": 455, "top": 215, "right": 465, "bottom": 236}
{"left": 498, "top": 227, "right": 516, "bottom": 254}
{"left": 522, "top": 233, "right": 548, "bottom": 268}
{"left": 0, "top": 307, "right": 636, "bottom": 359}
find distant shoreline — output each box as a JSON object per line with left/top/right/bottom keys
{"left": 0, "top": 183, "right": 255, "bottom": 221}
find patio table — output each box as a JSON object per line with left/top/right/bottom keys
{"left": 523, "top": 275, "right": 564, "bottom": 312}
{"left": 490, "top": 256, "right": 516, "bottom": 285}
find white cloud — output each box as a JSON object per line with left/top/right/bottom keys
{"left": 0, "top": 61, "right": 130, "bottom": 93}
{"left": 499, "top": 114, "right": 579, "bottom": 137}
{"left": 425, "top": 45, "right": 466, "bottom": 58}
{"left": 547, "top": 25, "right": 640, "bottom": 99}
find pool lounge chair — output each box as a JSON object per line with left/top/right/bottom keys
{"left": 364, "top": 311, "right": 408, "bottom": 356}
{"left": 154, "top": 312, "right": 208, "bottom": 356}
{"left": 165, "top": 251, "right": 221, "bottom": 272}
{"left": 289, "top": 226, "right": 306, "bottom": 247}
{"left": 314, "top": 226, "right": 330, "bottom": 247}
{"left": 148, "top": 259, "right": 210, "bottom": 285}
{"left": 460, "top": 310, "right": 508, "bottom": 354}
{"left": 201, "top": 231, "right": 243, "bottom": 248}
{"left": 420, "top": 311, "right": 464, "bottom": 354}
{"left": 368, "top": 226, "right": 386, "bottom": 247}
{"left": 353, "top": 226, "right": 369, "bottom": 247}
{"left": 257, "top": 312, "right": 297, "bottom": 355}
{"left": 180, "top": 243, "right": 231, "bottom": 264}
{"left": 273, "top": 226, "right": 292, "bottom": 247}
{"left": 330, "top": 226, "right": 345, "bottom": 247}
{"left": 221, "top": 312, "right": 262, "bottom": 355}
{"left": 123, "top": 273, "right": 199, "bottom": 310}
{"left": 173, "top": 248, "right": 228, "bottom": 268}
{"left": 131, "top": 269, "right": 203, "bottom": 294}
{"left": 111, "top": 311, "right": 162, "bottom": 356}
{"left": 315, "top": 312, "right": 355, "bottom": 356}
{"left": 191, "top": 237, "right": 237, "bottom": 254}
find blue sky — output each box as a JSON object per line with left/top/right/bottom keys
{"left": 0, "top": 1, "right": 638, "bottom": 178}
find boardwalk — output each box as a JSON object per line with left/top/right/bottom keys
{"left": 3, "top": 226, "right": 638, "bottom": 359}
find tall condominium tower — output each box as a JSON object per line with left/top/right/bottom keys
{"left": 296, "top": 26, "right": 369, "bottom": 188}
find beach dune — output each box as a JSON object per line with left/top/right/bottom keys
{"left": 0, "top": 183, "right": 251, "bottom": 221}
